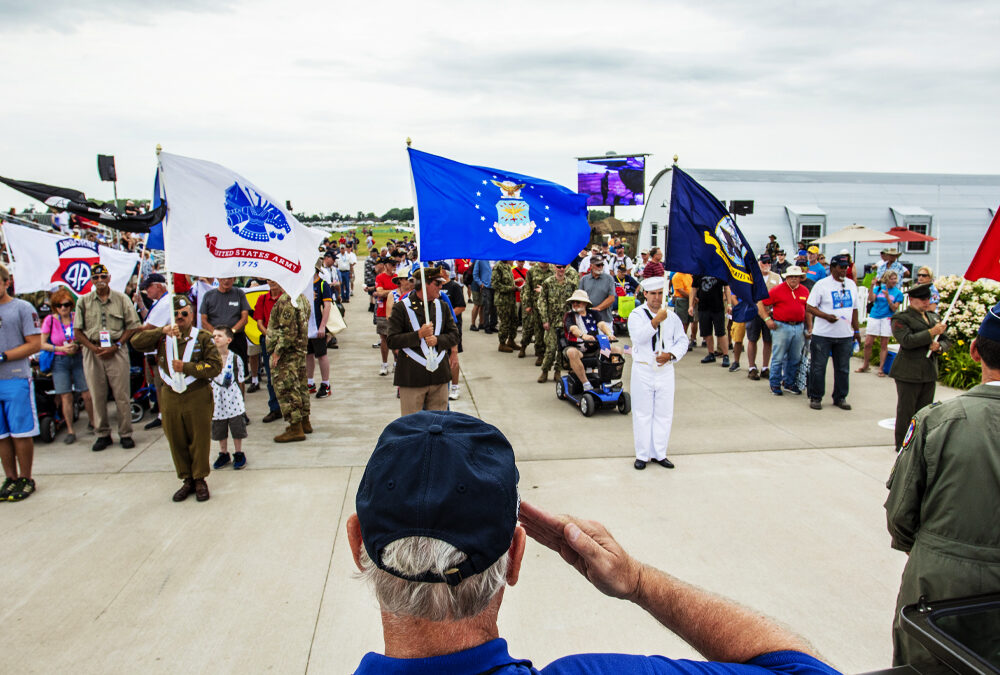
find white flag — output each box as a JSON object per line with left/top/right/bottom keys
{"left": 2, "top": 222, "right": 139, "bottom": 295}
{"left": 158, "top": 152, "right": 325, "bottom": 298}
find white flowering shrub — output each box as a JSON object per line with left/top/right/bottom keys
{"left": 935, "top": 275, "right": 1000, "bottom": 343}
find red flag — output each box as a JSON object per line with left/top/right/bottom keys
{"left": 966, "top": 209, "right": 1000, "bottom": 282}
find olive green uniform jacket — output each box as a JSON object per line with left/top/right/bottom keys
{"left": 889, "top": 307, "right": 947, "bottom": 383}
{"left": 884, "top": 383, "right": 1000, "bottom": 668}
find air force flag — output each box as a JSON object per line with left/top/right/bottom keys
{"left": 661, "top": 167, "right": 768, "bottom": 321}
{"left": 408, "top": 148, "right": 590, "bottom": 264}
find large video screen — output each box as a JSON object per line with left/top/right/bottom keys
{"left": 577, "top": 155, "right": 645, "bottom": 207}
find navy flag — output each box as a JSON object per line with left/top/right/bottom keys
{"left": 408, "top": 148, "right": 589, "bottom": 264}
{"left": 662, "top": 167, "right": 768, "bottom": 322}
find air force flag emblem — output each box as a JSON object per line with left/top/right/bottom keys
{"left": 492, "top": 180, "right": 536, "bottom": 244}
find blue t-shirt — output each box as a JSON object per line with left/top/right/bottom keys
{"left": 806, "top": 263, "right": 827, "bottom": 284}
{"left": 354, "top": 638, "right": 841, "bottom": 675}
{"left": 869, "top": 284, "right": 903, "bottom": 319}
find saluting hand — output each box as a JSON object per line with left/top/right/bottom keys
{"left": 518, "top": 501, "right": 642, "bottom": 601}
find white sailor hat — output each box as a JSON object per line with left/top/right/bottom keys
{"left": 641, "top": 276, "right": 666, "bottom": 292}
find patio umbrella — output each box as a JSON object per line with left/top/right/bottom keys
{"left": 811, "top": 224, "right": 901, "bottom": 263}
{"left": 885, "top": 226, "right": 937, "bottom": 242}
{"left": 810, "top": 224, "right": 899, "bottom": 244}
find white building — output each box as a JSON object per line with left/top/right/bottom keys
{"left": 638, "top": 168, "right": 1000, "bottom": 276}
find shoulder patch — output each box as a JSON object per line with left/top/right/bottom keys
{"left": 900, "top": 418, "right": 917, "bottom": 450}
{"left": 929, "top": 401, "right": 942, "bottom": 409}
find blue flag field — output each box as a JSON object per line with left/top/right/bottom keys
{"left": 408, "top": 148, "right": 589, "bottom": 264}
{"left": 662, "top": 167, "right": 768, "bottom": 322}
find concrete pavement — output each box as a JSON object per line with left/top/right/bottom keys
{"left": 1, "top": 296, "right": 953, "bottom": 674}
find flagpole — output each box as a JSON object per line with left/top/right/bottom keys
{"left": 407, "top": 137, "right": 438, "bottom": 371}
{"left": 155, "top": 144, "right": 185, "bottom": 391}
{"left": 926, "top": 276, "right": 966, "bottom": 357}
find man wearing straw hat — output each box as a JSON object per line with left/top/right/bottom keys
{"left": 386, "top": 267, "right": 459, "bottom": 416}
{"left": 627, "top": 276, "right": 688, "bottom": 471}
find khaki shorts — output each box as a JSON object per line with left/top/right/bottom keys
{"left": 730, "top": 321, "right": 746, "bottom": 343}
{"left": 471, "top": 289, "right": 482, "bottom": 305}
{"left": 247, "top": 341, "right": 261, "bottom": 356}
{"left": 376, "top": 316, "right": 390, "bottom": 336}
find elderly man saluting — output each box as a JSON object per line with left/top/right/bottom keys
{"left": 627, "top": 276, "right": 688, "bottom": 471}
{"left": 347, "top": 411, "right": 839, "bottom": 675}
{"left": 386, "top": 267, "right": 459, "bottom": 416}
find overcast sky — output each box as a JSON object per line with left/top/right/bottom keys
{"left": 1, "top": 0, "right": 998, "bottom": 217}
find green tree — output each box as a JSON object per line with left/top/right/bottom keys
{"left": 588, "top": 209, "right": 610, "bottom": 224}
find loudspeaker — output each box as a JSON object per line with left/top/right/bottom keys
{"left": 97, "top": 155, "right": 117, "bottom": 182}
{"left": 729, "top": 200, "right": 754, "bottom": 216}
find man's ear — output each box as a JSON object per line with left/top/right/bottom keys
{"left": 506, "top": 526, "right": 527, "bottom": 587}
{"left": 971, "top": 338, "right": 981, "bottom": 364}
{"left": 346, "top": 514, "right": 366, "bottom": 572}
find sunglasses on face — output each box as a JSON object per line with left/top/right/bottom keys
{"left": 174, "top": 311, "right": 190, "bottom": 318}
{"left": 432, "top": 280, "right": 445, "bottom": 287}
{"left": 93, "top": 274, "right": 109, "bottom": 280}
{"left": 55, "top": 302, "right": 73, "bottom": 308}
{"left": 917, "top": 273, "right": 930, "bottom": 277}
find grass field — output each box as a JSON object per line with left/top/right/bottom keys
{"left": 321, "top": 224, "right": 414, "bottom": 256}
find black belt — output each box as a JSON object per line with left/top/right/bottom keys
{"left": 775, "top": 320, "right": 802, "bottom": 325}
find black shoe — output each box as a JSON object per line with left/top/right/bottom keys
{"left": 233, "top": 452, "right": 247, "bottom": 470}
{"left": 92, "top": 436, "right": 113, "bottom": 452}
{"left": 469, "top": 325, "right": 479, "bottom": 332}
{"left": 633, "top": 459, "right": 647, "bottom": 470}
{"left": 247, "top": 382, "right": 260, "bottom": 393}
{"left": 770, "top": 387, "right": 783, "bottom": 396}
{"left": 834, "top": 399, "right": 852, "bottom": 410}
{"left": 144, "top": 418, "right": 162, "bottom": 430}
{"left": 120, "top": 437, "right": 135, "bottom": 449}
{"left": 657, "top": 458, "right": 675, "bottom": 469}
{"left": 262, "top": 410, "right": 282, "bottom": 424}
{"left": 700, "top": 354, "right": 716, "bottom": 364}
{"left": 316, "top": 383, "right": 330, "bottom": 399}
{"left": 783, "top": 384, "right": 803, "bottom": 395}
{"left": 809, "top": 399, "right": 822, "bottom": 410}
{"left": 213, "top": 452, "right": 231, "bottom": 469}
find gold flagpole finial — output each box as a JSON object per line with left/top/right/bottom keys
{"left": 673, "top": 154, "right": 679, "bottom": 165}
{"left": 156, "top": 144, "right": 163, "bottom": 155}
{"left": 406, "top": 137, "right": 412, "bottom": 147}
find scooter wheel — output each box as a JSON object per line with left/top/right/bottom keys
{"left": 617, "top": 392, "right": 632, "bottom": 415}
{"left": 580, "top": 392, "right": 597, "bottom": 417}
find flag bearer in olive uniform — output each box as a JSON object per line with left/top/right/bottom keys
{"left": 130, "top": 296, "right": 222, "bottom": 502}
{"left": 269, "top": 287, "right": 312, "bottom": 443}
{"left": 492, "top": 260, "right": 518, "bottom": 353}
{"left": 888, "top": 282, "right": 949, "bottom": 451}
{"left": 386, "top": 268, "right": 460, "bottom": 416}
{"left": 536, "top": 263, "right": 579, "bottom": 383}
{"left": 520, "top": 261, "right": 552, "bottom": 361}
{"left": 885, "top": 300, "right": 1000, "bottom": 671}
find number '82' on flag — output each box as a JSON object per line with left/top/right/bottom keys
{"left": 408, "top": 148, "right": 590, "bottom": 265}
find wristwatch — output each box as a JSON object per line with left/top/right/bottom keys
{"left": 0, "top": 352, "right": 7, "bottom": 363}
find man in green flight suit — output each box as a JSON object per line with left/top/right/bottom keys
{"left": 521, "top": 261, "right": 552, "bottom": 362}
{"left": 536, "top": 263, "right": 579, "bottom": 383}
{"left": 130, "top": 295, "right": 222, "bottom": 502}
{"left": 491, "top": 260, "right": 518, "bottom": 353}
{"left": 269, "top": 284, "right": 312, "bottom": 443}
{"left": 884, "top": 300, "right": 1000, "bottom": 671}
{"left": 888, "top": 282, "right": 949, "bottom": 451}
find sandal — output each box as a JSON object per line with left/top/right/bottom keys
{"left": 855, "top": 366, "right": 870, "bottom": 373}
{"left": 876, "top": 371, "right": 887, "bottom": 378}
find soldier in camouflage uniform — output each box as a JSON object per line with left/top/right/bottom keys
{"left": 268, "top": 288, "right": 312, "bottom": 442}
{"left": 536, "top": 263, "right": 579, "bottom": 383}
{"left": 521, "top": 262, "right": 552, "bottom": 362}
{"left": 492, "top": 260, "right": 518, "bottom": 352}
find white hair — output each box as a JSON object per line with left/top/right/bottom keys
{"left": 359, "top": 537, "right": 509, "bottom": 621}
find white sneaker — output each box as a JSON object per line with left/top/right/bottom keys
{"left": 390, "top": 362, "right": 396, "bottom": 373}
{"left": 449, "top": 386, "right": 460, "bottom": 400}
{"left": 379, "top": 364, "right": 389, "bottom": 376}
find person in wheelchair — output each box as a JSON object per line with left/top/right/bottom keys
{"left": 562, "top": 289, "right": 623, "bottom": 392}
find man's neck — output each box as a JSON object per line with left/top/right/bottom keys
{"left": 97, "top": 288, "right": 111, "bottom": 300}
{"left": 381, "top": 606, "right": 501, "bottom": 659}
{"left": 982, "top": 367, "right": 1000, "bottom": 385}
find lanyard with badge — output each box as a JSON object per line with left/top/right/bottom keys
{"left": 98, "top": 300, "right": 113, "bottom": 348}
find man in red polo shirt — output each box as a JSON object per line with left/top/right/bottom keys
{"left": 374, "top": 258, "right": 398, "bottom": 376}
{"left": 758, "top": 265, "right": 811, "bottom": 396}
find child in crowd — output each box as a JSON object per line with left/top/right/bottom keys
{"left": 210, "top": 327, "right": 248, "bottom": 470}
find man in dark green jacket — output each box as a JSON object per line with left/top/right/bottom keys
{"left": 885, "top": 300, "right": 1000, "bottom": 670}
{"left": 888, "top": 282, "right": 949, "bottom": 451}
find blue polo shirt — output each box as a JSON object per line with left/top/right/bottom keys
{"left": 353, "top": 638, "right": 840, "bottom": 675}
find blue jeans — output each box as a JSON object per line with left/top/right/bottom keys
{"left": 260, "top": 336, "right": 280, "bottom": 413}
{"left": 339, "top": 270, "right": 351, "bottom": 301}
{"left": 768, "top": 322, "right": 804, "bottom": 389}
{"left": 808, "top": 334, "right": 853, "bottom": 402}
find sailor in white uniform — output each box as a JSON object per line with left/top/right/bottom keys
{"left": 626, "top": 276, "right": 689, "bottom": 470}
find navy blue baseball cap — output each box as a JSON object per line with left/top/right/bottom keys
{"left": 979, "top": 301, "right": 1000, "bottom": 342}
{"left": 356, "top": 411, "right": 520, "bottom": 586}
{"left": 830, "top": 254, "right": 851, "bottom": 268}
